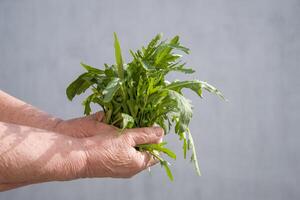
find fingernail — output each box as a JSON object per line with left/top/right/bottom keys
{"left": 158, "top": 137, "right": 163, "bottom": 143}
{"left": 154, "top": 127, "right": 163, "bottom": 137}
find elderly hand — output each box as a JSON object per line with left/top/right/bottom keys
{"left": 0, "top": 90, "right": 164, "bottom": 191}
{"left": 0, "top": 121, "right": 163, "bottom": 191}
{"left": 82, "top": 126, "right": 163, "bottom": 178}
{"left": 54, "top": 112, "right": 164, "bottom": 178}
{"left": 53, "top": 112, "right": 111, "bottom": 138}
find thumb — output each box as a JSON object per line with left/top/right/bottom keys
{"left": 139, "top": 151, "right": 160, "bottom": 169}
{"left": 123, "top": 127, "right": 164, "bottom": 146}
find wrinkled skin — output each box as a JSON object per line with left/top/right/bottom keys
{"left": 0, "top": 89, "right": 164, "bottom": 191}
{"left": 55, "top": 112, "right": 162, "bottom": 178}
{"left": 83, "top": 126, "right": 163, "bottom": 178}
{"left": 0, "top": 117, "right": 163, "bottom": 191}
{"left": 54, "top": 112, "right": 115, "bottom": 138}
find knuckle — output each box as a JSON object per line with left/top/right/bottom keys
{"left": 142, "top": 127, "right": 163, "bottom": 138}
{"left": 122, "top": 133, "right": 134, "bottom": 145}
{"left": 138, "top": 134, "right": 148, "bottom": 144}
{"left": 141, "top": 127, "right": 154, "bottom": 135}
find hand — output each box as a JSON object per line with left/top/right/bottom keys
{"left": 0, "top": 112, "right": 109, "bottom": 191}
{"left": 53, "top": 112, "right": 111, "bottom": 138}
{"left": 0, "top": 122, "right": 164, "bottom": 191}
{"left": 55, "top": 112, "right": 164, "bottom": 178}
{"left": 81, "top": 126, "right": 164, "bottom": 178}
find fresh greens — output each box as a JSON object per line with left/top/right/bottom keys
{"left": 66, "top": 33, "right": 224, "bottom": 180}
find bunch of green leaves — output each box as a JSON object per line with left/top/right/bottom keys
{"left": 66, "top": 33, "right": 224, "bottom": 180}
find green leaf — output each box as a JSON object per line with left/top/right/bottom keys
{"left": 166, "top": 80, "right": 203, "bottom": 96}
{"left": 126, "top": 99, "right": 139, "bottom": 118}
{"left": 187, "top": 129, "right": 201, "bottom": 176}
{"left": 199, "top": 81, "right": 226, "bottom": 100}
{"left": 170, "top": 63, "right": 195, "bottom": 74}
{"left": 183, "top": 138, "right": 187, "bottom": 159}
{"left": 167, "top": 90, "right": 193, "bottom": 133}
{"left": 166, "top": 80, "right": 225, "bottom": 100}
{"left": 164, "top": 43, "right": 190, "bottom": 54}
{"left": 82, "top": 93, "right": 96, "bottom": 115}
{"left": 114, "top": 32, "right": 124, "bottom": 79}
{"left": 66, "top": 72, "right": 92, "bottom": 101}
{"left": 140, "top": 60, "right": 155, "bottom": 71}
{"left": 144, "top": 33, "right": 163, "bottom": 57}
{"left": 161, "top": 161, "right": 174, "bottom": 181}
{"left": 102, "top": 78, "right": 121, "bottom": 103}
{"left": 137, "top": 143, "right": 177, "bottom": 160}
{"left": 157, "top": 146, "right": 176, "bottom": 160}
{"left": 80, "top": 62, "right": 105, "bottom": 74}
{"left": 66, "top": 33, "right": 225, "bottom": 181}
{"left": 104, "top": 64, "right": 117, "bottom": 77}
{"left": 121, "top": 113, "right": 135, "bottom": 129}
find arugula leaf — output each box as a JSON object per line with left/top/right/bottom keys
{"left": 66, "top": 33, "right": 225, "bottom": 180}
{"left": 80, "top": 62, "right": 105, "bottom": 74}
{"left": 199, "top": 81, "right": 226, "bottom": 100}
{"left": 121, "top": 113, "right": 135, "bottom": 129}
{"left": 162, "top": 161, "right": 174, "bottom": 181}
{"left": 66, "top": 73, "right": 92, "bottom": 101}
{"left": 138, "top": 142, "right": 176, "bottom": 159}
{"left": 102, "top": 77, "right": 121, "bottom": 103}
{"left": 167, "top": 90, "right": 193, "bottom": 133}
{"left": 114, "top": 32, "right": 124, "bottom": 80}
{"left": 187, "top": 128, "right": 201, "bottom": 175}
{"left": 167, "top": 80, "right": 203, "bottom": 96}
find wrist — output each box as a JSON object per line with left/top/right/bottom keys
{"left": 77, "top": 138, "right": 94, "bottom": 178}
{"left": 58, "top": 137, "right": 88, "bottom": 180}
{"left": 49, "top": 118, "right": 64, "bottom": 133}
{"left": 40, "top": 136, "right": 88, "bottom": 182}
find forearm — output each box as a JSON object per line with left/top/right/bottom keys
{"left": 0, "top": 122, "right": 86, "bottom": 186}
{"left": 0, "top": 90, "right": 62, "bottom": 131}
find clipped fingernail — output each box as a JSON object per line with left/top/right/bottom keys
{"left": 153, "top": 127, "right": 163, "bottom": 137}
{"left": 158, "top": 137, "right": 163, "bottom": 143}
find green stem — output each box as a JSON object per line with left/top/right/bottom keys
{"left": 138, "top": 95, "right": 148, "bottom": 126}
{"left": 187, "top": 128, "right": 201, "bottom": 176}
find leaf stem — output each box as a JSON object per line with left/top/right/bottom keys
{"left": 187, "top": 128, "right": 201, "bottom": 176}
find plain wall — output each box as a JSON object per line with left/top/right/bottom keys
{"left": 0, "top": 0, "right": 299, "bottom": 199}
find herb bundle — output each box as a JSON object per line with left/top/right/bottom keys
{"left": 66, "top": 33, "right": 224, "bottom": 180}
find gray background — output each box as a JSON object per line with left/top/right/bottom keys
{"left": 0, "top": 0, "right": 299, "bottom": 199}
